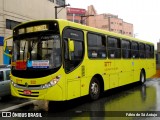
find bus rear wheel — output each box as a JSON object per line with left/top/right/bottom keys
{"left": 89, "top": 77, "right": 100, "bottom": 100}
{"left": 140, "top": 70, "right": 146, "bottom": 84}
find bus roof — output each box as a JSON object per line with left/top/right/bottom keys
{"left": 57, "top": 19, "right": 154, "bottom": 45}
{"left": 14, "top": 19, "right": 154, "bottom": 46}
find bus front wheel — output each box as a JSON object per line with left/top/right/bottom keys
{"left": 89, "top": 77, "right": 100, "bottom": 100}
{"left": 140, "top": 70, "right": 146, "bottom": 84}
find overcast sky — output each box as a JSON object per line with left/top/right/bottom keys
{"left": 66, "top": 0, "right": 160, "bottom": 49}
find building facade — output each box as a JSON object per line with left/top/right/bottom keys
{"left": 67, "top": 7, "right": 86, "bottom": 24}
{"left": 87, "top": 5, "right": 133, "bottom": 37}
{"left": 0, "top": 0, "right": 67, "bottom": 64}
{"left": 67, "top": 5, "right": 133, "bottom": 37}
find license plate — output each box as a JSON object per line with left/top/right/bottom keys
{"left": 23, "top": 90, "right": 32, "bottom": 95}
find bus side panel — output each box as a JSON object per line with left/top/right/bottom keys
{"left": 103, "top": 60, "right": 114, "bottom": 90}
{"left": 109, "top": 74, "right": 119, "bottom": 89}
{"left": 139, "top": 59, "right": 148, "bottom": 72}
{"left": 66, "top": 68, "right": 81, "bottom": 100}
{"left": 103, "top": 74, "right": 110, "bottom": 91}
{"left": 80, "top": 77, "right": 90, "bottom": 96}
{"left": 67, "top": 80, "right": 80, "bottom": 100}
{"left": 133, "top": 59, "right": 141, "bottom": 82}
{"left": 145, "top": 59, "right": 156, "bottom": 78}
{"left": 85, "top": 59, "right": 109, "bottom": 92}
{"left": 104, "top": 59, "right": 118, "bottom": 89}
{"left": 116, "top": 59, "right": 134, "bottom": 86}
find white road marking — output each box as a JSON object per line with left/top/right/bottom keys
{"left": 0, "top": 100, "right": 37, "bottom": 112}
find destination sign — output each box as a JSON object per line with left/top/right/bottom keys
{"left": 18, "top": 25, "right": 48, "bottom": 34}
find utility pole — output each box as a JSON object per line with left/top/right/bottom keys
{"left": 80, "top": 15, "right": 94, "bottom": 24}
{"left": 55, "top": 3, "right": 70, "bottom": 19}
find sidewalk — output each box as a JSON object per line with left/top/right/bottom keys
{"left": 157, "top": 64, "right": 160, "bottom": 70}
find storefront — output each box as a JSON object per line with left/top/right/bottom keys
{"left": 0, "top": 36, "right": 10, "bottom": 65}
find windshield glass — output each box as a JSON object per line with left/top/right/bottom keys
{"left": 12, "top": 34, "right": 61, "bottom": 70}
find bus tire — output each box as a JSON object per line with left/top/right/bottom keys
{"left": 89, "top": 77, "right": 100, "bottom": 100}
{"left": 140, "top": 70, "right": 146, "bottom": 84}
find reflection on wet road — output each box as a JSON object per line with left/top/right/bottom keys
{"left": 11, "top": 78, "right": 160, "bottom": 120}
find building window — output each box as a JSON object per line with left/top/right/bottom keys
{"left": 48, "top": 0, "right": 54, "bottom": 2}
{"left": 102, "top": 25, "right": 108, "bottom": 29}
{"left": 6, "top": 19, "right": 21, "bottom": 30}
{"left": 119, "top": 23, "right": 122, "bottom": 26}
{"left": 119, "top": 30, "right": 123, "bottom": 34}
{"left": 56, "top": 0, "right": 65, "bottom": 6}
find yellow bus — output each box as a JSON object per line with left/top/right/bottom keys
{"left": 4, "top": 19, "right": 156, "bottom": 101}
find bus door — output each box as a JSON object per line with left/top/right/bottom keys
{"left": 63, "top": 28, "right": 84, "bottom": 100}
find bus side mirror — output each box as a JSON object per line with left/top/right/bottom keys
{"left": 3, "top": 36, "right": 12, "bottom": 58}
{"left": 68, "top": 38, "right": 74, "bottom": 60}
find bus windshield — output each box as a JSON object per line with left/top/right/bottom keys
{"left": 12, "top": 34, "right": 61, "bottom": 70}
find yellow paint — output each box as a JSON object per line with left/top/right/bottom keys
{"left": 10, "top": 19, "right": 156, "bottom": 101}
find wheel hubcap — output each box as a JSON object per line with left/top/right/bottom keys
{"left": 91, "top": 82, "right": 99, "bottom": 95}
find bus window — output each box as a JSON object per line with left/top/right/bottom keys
{"left": 121, "top": 39, "right": 131, "bottom": 58}
{"left": 139, "top": 43, "right": 146, "bottom": 58}
{"left": 146, "top": 44, "right": 151, "bottom": 58}
{"left": 131, "top": 41, "right": 139, "bottom": 58}
{"left": 151, "top": 46, "right": 154, "bottom": 58}
{"left": 107, "top": 37, "right": 121, "bottom": 58}
{"left": 87, "top": 33, "right": 106, "bottom": 59}
{"left": 63, "top": 28, "right": 84, "bottom": 73}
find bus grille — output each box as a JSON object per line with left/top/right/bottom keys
{"left": 17, "top": 84, "right": 41, "bottom": 88}
{"left": 18, "top": 90, "right": 39, "bottom": 97}
{"left": 19, "top": 94, "right": 39, "bottom": 97}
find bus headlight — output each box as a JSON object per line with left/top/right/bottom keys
{"left": 41, "top": 75, "right": 61, "bottom": 89}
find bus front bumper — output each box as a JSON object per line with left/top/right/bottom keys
{"left": 11, "top": 84, "right": 64, "bottom": 101}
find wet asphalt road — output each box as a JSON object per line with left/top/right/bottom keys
{"left": 0, "top": 78, "right": 160, "bottom": 120}
{"left": 0, "top": 96, "right": 29, "bottom": 110}
{"left": 4, "top": 78, "right": 160, "bottom": 120}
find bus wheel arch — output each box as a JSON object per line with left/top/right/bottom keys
{"left": 140, "top": 68, "right": 146, "bottom": 84}
{"left": 89, "top": 74, "right": 104, "bottom": 100}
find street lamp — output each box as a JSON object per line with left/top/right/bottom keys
{"left": 134, "top": 33, "right": 138, "bottom": 38}
{"left": 55, "top": 3, "right": 70, "bottom": 19}
{"left": 80, "top": 15, "right": 94, "bottom": 24}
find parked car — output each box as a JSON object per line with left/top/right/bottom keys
{"left": 0, "top": 65, "right": 11, "bottom": 98}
